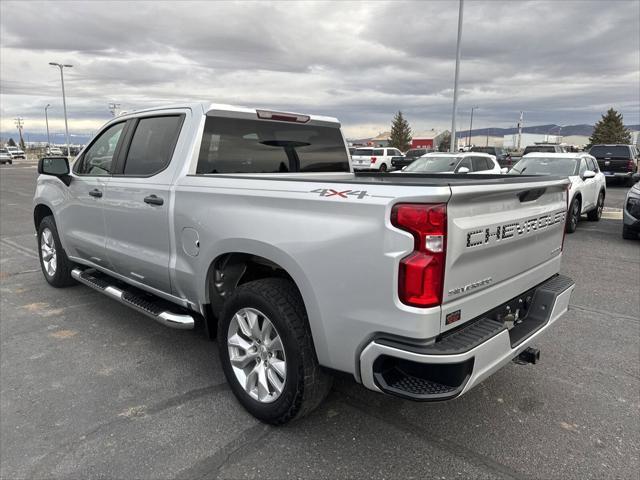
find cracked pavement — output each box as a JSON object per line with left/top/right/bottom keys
{"left": 1, "top": 160, "right": 638, "bottom": 479}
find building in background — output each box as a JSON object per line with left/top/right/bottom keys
{"left": 411, "top": 129, "right": 449, "bottom": 150}
{"left": 503, "top": 133, "right": 562, "bottom": 150}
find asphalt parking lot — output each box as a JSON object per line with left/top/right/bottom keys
{"left": 1, "top": 159, "right": 638, "bottom": 480}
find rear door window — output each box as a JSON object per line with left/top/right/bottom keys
{"left": 373, "top": 149, "right": 384, "bottom": 156}
{"left": 123, "top": 116, "right": 183, "bottom": 176}
{"left": 472, "top": 156, "right": 490, "bottom": 171}
{"left": 197, "top": 117, "right": 350, "bottom": 173}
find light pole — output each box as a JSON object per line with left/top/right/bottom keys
{"left": 49, "top": 62, "right": 73, "bottom": 157}
{"left": 468, "top": 106, "right": 478, "bottom": 148}
{"left": 450, "top": 0, "right": 464, "bottom": 152}
{"left": 44, "top": 104, "right": 51, "bottom": 147}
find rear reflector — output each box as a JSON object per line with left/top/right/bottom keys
{"left": 256, "top": 109, "right": 310, "bottom": 123}
{"left": 391, "top": 203, "right": 447, "bottom": 308}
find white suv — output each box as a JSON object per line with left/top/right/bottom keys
{"left": 351, "top": 147, "right": 402, "bottom": 172}
{"left": 509, "top": 153, "right": 606, "bottom": 233}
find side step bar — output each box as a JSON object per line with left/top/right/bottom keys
{"left": 71, "top": 268, "right": 195, "bottom": 330}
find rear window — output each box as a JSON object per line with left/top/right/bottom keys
{"left": 405, "top": 149, "right": 427, "bottom": 158}
{"left": 508, "top": 157, "right": 579, "bottom": 176}
{"left": 354, "top": 148, "right": 373, "bottom": 157}
{"left": 523, "top": 145, "right": 556, "bottom": 154}
{"left": 197, "top": 117, "right": 350, "bottom": 174}
{"left": 124, "top": 116, "right": 183, "bottom": 176}
{"left": 589, "top": 146, "right": 631, "bottom": 158}
{"left": 471, "top": 147, "right": 495, "bottom": 155}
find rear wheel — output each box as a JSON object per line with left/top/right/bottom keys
{"left": 566, "top": 197, "right": 580, "bottom": 233}
{"left": 379, "top": 163, "right": 388, "bottom": 172}
{"left": 218, "top": 278, "right": 332, "bottom": 424}
{"left": 37, "top": 216, "right": 76, "bottom": 287}
{"left": 587, "top": 191, "right": 604, "bottom": 221}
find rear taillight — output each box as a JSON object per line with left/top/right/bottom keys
{"left": 627, "top": 160, "right": 634, "bottom": 172}
{"left": 370, "top": 157, "right": 377, "bottom": 164}
{"left": 391, "top": 203, "right": 447, "bottom": 308}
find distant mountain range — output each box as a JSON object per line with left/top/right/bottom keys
{"left": 454, "top": 124, "right": 640, "bottom": 139}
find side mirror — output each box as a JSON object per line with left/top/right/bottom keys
{"left": 38, "top": 156, "right": 71, "bottom": 185}
{"left": 401, "top": 166, "right": 407, "bottom": 171}
{"left": 457, "top": 166, "right": 470, "bottom": 174}
{"left": 582, "top": 170, "right": 596, "bottom": 180}
{"left": 500, "top": 167, "right": 508, "bottom": 174}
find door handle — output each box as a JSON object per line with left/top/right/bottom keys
{"left": 89, "top": 189, "right": 102, "bottom": 198}
{"left": 144, "top": 194, "right": 164, "bottom": 206}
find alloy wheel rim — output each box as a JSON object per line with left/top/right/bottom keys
{"left": 40, "top": 228, "right": 57, "bottom": 276}
{"left": 227, "top": 307, "right": 286, "bottom": 403}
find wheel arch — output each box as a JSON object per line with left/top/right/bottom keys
{"left": 199, "top": 241, "right": 328, "bottom": 364}
{"left": 33, "top": 203, "right": 54, "bottom": 231}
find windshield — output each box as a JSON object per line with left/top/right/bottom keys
{"left": 589, "top": 146, "right": 630, "bottom": 158}
{"left": 509, "top": 157, "right": 579, "bottom": 176}
{"left": 404, "top": 155, "right": 458, "bottom": 172}
{"left": 523, "top": 145, "right": 557, "bottom": 154}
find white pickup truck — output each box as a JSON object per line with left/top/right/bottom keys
{"left": 34, "top": 103, "right": 574, "bottom": 424}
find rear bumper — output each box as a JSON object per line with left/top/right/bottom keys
{"left": 359, "top": 274, "right": 575, "bottom": 401}
{"left": 603, "top": 171, "right": 633, "bottom": 179}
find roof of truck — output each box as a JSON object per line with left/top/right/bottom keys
{"left": 112, "top": 102, "right": 340, "bottom": 125}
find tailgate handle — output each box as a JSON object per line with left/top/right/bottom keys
{"left": 518, "top": 188, "right": 546, "bottom": 203}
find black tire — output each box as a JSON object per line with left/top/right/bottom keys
{"left": 8, "top": 160, "right": 12, "bottom": 165}
{"left": 37, "top": 215, "right": 76, "bottom": 287}
{"left": 379, "top": 163, "right": 388, "bottom": 172}
{"left": 587, "top": 191, "right": 604, "bottom": 221}
{"left": 565, "top": 197, "right": 580, "bottom": 233}
{"left": 218, "top": 278, "right": 332, "bottom": 424}
{"left": 622, "top": 225, "right": 637, "bottom": 240}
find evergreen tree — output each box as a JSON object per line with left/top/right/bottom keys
{"left": 589, "top": 108, "right": 631, "bottom": 146}
{"left": 389, "top": 111, "right": 412, "bottom": 151}
{"left": 438, "top": 132, "right": 451, "bottom": 152}
{"left": 7, "top": 138, "right": 16, "bottom": 147}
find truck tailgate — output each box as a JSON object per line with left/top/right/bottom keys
{"left": 442, "top": 178, "right": 568, "bottom": 330}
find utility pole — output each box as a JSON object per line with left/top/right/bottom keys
{"left": 468, "top": 106, "right": 478, "bottom": 148}
{"left": 108, "top": 103, "right": 121, "bottom": 117}
{"left": 49, "top": 62, "right": 73, "bottom": 157}
{"left": 450, "top": 0, "right": 464, "bottom": 153}
{"left": 44, "top": 104, "right": 51, "bottom": 146}
{"left": 516, "top": 111, "right": 523, "bottom": 151}
{"left": 14, "top": 117, "right": 25, "bottom": 149}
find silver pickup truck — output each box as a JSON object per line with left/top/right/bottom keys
{"left": 33, "top": 103, "right": 575, "bottom": 424}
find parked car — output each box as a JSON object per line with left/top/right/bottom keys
{"left": 398, "top": 152, "right": 504, "bottom": 174}
{"left": 351, "top": 147, "right": 402, "bottom": 171}
{"left": 391, "top": 148, "right": 431, "bottom": 170}
{"left": 6, "top": 145, "right": 25, "bottom": 159}
{"left": 588, "top": 144, "right": 639, "bottom": 186}
{"left": 470, "top": 146, "right": 512, "bottom": 168}
{"left": 34, "top": 102, "right": 574, "bottom": 424}
{"left": 0, "top": 148, "right": 13, "bottom": 164}
{"left": 622, "top": 173, "right": 640, "bottom": 239}
{"left": 508, "top": 153, "right": 606, "bottom": 233}
{"left": 46, "top": 147, "right": 64, "bottom": 156}
{"left": 522, "top": 144, "right": 566, "bottom": 155}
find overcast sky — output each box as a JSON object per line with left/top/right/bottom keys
{"left": 1, "top": 0, "right": 638, "bottom": 139}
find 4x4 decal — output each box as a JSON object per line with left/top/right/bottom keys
{"left": 310, "top": 188, "right": 369, "bottom": 199}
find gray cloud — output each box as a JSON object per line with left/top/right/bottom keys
{"left": 0, "top": 0, "right": 638, "bottom": 138}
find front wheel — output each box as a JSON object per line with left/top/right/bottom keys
{"left": 587, "top": 191, "right": 604, "bottom": 221}
{"left": 566, "top": 197, "right": 580, "bottom": 233}
{"left": 218, "top": 278, "right": 332, "bottom": 424}
{"left": 38, "top": 216, "right": 76, "bottom": 287}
